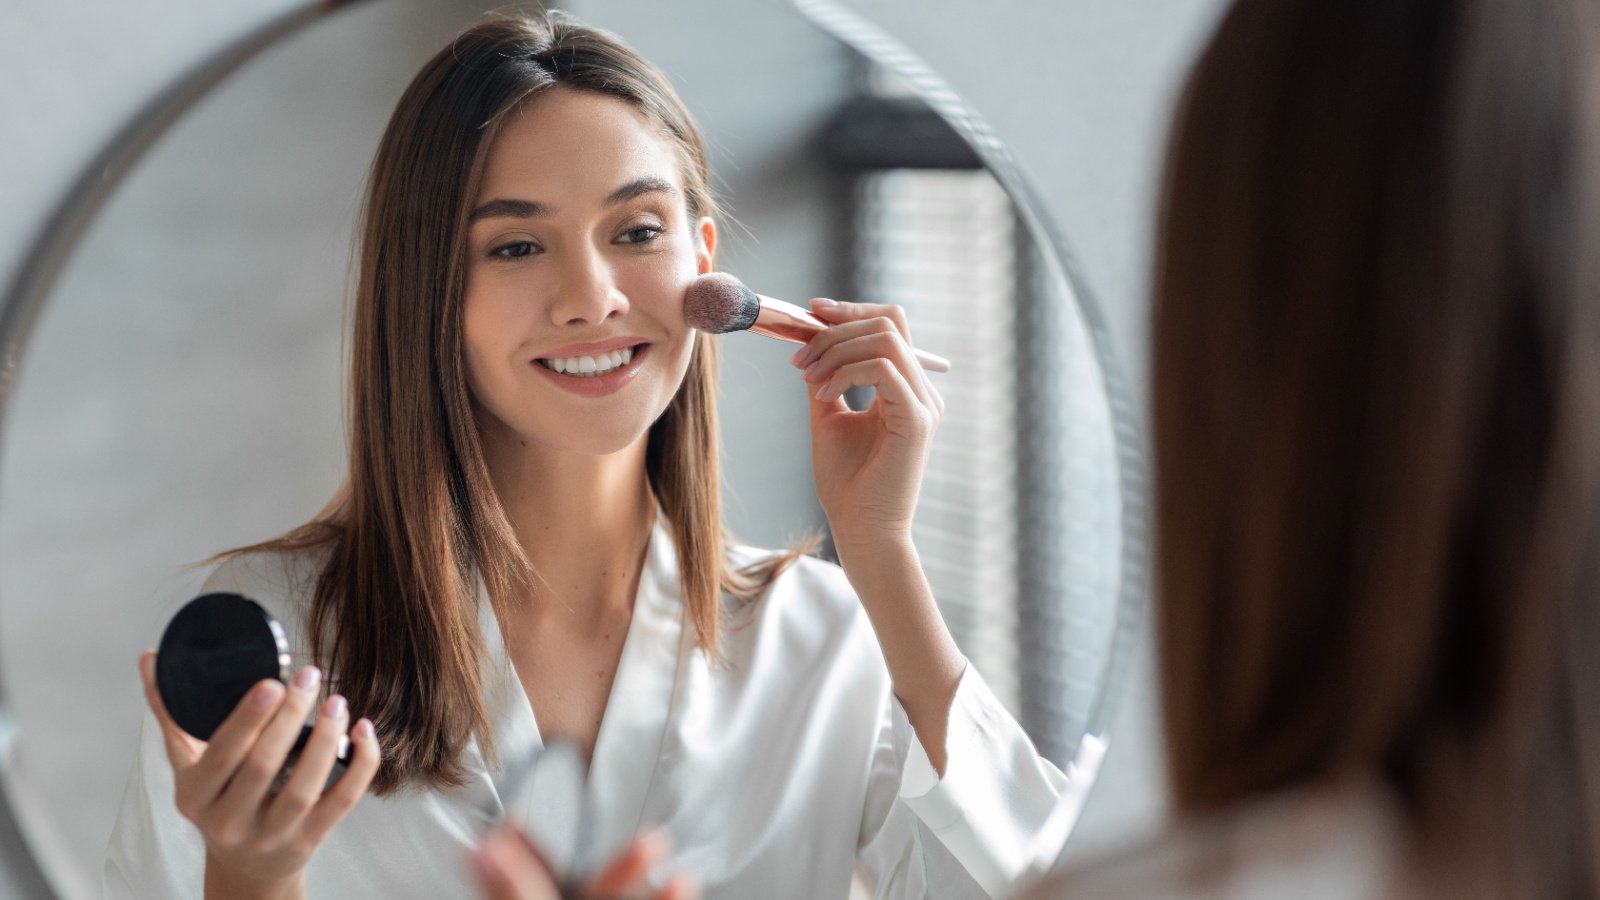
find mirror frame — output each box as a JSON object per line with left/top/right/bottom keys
{"left": 0, "top": 1, "right": 1150, "bottom": 894}
{"left": 797, "top": 0, "right": 1149, "bottom": 878}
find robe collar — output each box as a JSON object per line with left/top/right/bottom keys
{"left": 477, "top": 507, "right": 687, "bottom": 874}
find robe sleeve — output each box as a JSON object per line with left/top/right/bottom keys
{"left": 103, "top": 709, "right": 207, "bottom": 900}
{"left": 856, "top": 662, "right": 1072, "bottom": 899}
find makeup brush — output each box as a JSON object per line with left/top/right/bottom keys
{"left": 684, "top": 272, "right": 951, "bottom": 373}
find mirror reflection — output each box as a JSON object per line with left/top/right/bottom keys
{"left": 0, "top": 1, "right": 1125, "bottom": 897}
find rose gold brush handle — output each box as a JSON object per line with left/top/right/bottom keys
{"left": 751, "top": 294, "right": 953, "bottom": 374}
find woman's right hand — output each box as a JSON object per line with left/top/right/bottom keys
{"left": 138, "top": 650, "right": 382, "bottom": 900}
{"left": 471, "top": 824, "right": 699, "bottom": 900}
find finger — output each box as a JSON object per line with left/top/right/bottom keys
{"left": 815, "top": 360, "right": 936, "bottom": 438}
{"left": 585, "top": 830, "right": 671, "bottom": 895}
{"left": 261, "top": 694, "right": 349, "bottom": 833}
{"left": 207, "top": 666, "right": 321, "bottom": 827}
{"left": 173, "top": 677, "right": 287, "bottom": 816}
{"left": 140, "top": 651, "right": 207, "bottom": 769}
{"left": 470, "top": 826, "right": 563, "bottom": 900}
{"left": 790, "top": 316, "right": 898, "bottom": 371}
{"left": 657, "top": 873, "right": 701, "bottom": 900}
{"left": 301, "top": 716, "right": 381, "bottom": 845}
{"left": 809, "top": 299, "right": 912, "bottom": 345}
{"left": 803, "top": 331, "right": 933, "bottom": 408}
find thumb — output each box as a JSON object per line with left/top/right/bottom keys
{"left": 139, "top": 651, "right": 203, "bottom": 769}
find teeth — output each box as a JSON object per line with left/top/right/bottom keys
{"left": 539, "top": 346, "right": 634, "bottom": 377}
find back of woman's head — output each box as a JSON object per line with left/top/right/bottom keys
{"left": 1153, "top": 0, "right": 1600, "bottom": 892}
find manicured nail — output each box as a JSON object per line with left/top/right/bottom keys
{"left": 355, "top": 718, "right": 375, "bottom": 741}
{"left": 815, "top": 383, "right": 833, "bottom": 401}
{"left": 803, "top": 361, "right": 819, "bottom": 380}
{"left": 293, "top": 666, "right": 322, "bottom": 693}
{"left": 812, "top": 297, "right": 838, "bottom": 308}
{"left": 322, "top": 695, "right": 347, "bottom": 719}
{"left": 793, "top": 344, "right": 816, "bottom": 367}
{"left": 252, "top": 680, "right": 285, "bottom": 709}
{"left": 790, "top": 346, "right": 808, "bottom": 366}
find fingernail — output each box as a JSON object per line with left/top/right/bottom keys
{"left": 789, "top": 346, "right": 808, "bottom": 366}
{"left": 812, "top": 297, "right": 838, "bottom": 308}
{"left": 355, "top": 718, "right": 375, "bottom": 742}
{"left": 322, "top": 695, "right": 347, "bottom": 719}
{"left": 803, "top": 361, "right": 819, "bottom": 380}
{"left": 294, "top": 666, "right": 322, "bottom": 693}
{"left": 252, "top": 680, "right": 285, "bottom": 710}
{"left": 815, "top": 383, "right": 833, "bottom": 401}
{"left": 793, "top": 344, "right": 815, "bottom": 367}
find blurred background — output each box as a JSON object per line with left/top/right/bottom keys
{"left": 0, "top": 1, "right": 1226, "bottom": 897}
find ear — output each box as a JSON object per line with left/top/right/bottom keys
{"left": 695, "top": 217, "right": 717, "bottom": 275}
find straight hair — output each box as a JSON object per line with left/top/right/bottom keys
{"left": 225, "top": 11, "right": 808, "bottom": 795}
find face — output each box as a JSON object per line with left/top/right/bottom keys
{"left": 462, "top": 87, "right": 715, "bottom": 459}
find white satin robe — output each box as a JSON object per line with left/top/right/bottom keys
{"left": 104, "top": 516, "right": 1071, "bottom": 898}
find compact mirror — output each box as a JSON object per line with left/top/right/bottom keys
{"left": 155, "top": 593, "right": 290, "bottom": 741}
{"left": 154, "top": 592, "right": 349, "bottom": 793}
{"left": 0, "top": 0, "right": 1144, "bottom": 896}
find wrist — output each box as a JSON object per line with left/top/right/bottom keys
{"left": 205, "top": 856, "right": 306, "bottom": 900}
{"left": 830, "top": 526, "right": 915, "bottom": 560}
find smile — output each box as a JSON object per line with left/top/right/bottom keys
{"left": 537, "top": 346, "right": 635, "bottom": 377}
{"left": 530, "top": 343, "right": 649, "bottom": 398}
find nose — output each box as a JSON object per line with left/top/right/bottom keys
{"left": 547, "top": 244, "right": 628, "bottom": 327}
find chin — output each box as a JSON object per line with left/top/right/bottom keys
{"left": 555, "top": 427, "right": 653, "bottom": 458}
{"left": 531, "top": 402, "right": 664, "bottom": 459}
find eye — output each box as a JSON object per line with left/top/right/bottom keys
{"left": 617, "top": 224, "right": 664, "bottom": 245}
{"left": 489, "top": 240, "right": 540, "bottom": 259}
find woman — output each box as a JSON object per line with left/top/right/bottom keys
{"left": 104, "top": 10, "right": 1065, "bottom": 900}
{"left": 1027, "top": 0, "right": 1600, "bottom": 896}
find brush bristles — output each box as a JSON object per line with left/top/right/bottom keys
{"left": 684, "top": 273, "right": 760, "bottom": 334}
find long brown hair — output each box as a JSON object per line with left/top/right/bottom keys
{"left": 230, "top": 10, "right": 805, "bottom": 795}
{"left": 1154, "top": 0, "right": 1600, "bottom": 893}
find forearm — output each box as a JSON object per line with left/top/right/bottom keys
{"left": 205, "top": 853, "right": 306, "bottom": 900}
{"left": 833, "top": 534, "right": 966, "bottom": 774}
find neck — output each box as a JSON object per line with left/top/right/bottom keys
{"left": 480, "top": 426, "right": 655, "bottom": 622}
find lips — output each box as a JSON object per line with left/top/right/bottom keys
{"left": 530, "top": 342, "right": 649, "bottom": 397}
{"left": 535, "top": 336, "right": 648, "bottom": 361}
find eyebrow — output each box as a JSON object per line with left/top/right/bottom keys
{"left": 468, "top": 176, "right": 680, "bottom": 225}
{"left": 605, "top": 176, "right": 678, "bottom": 206}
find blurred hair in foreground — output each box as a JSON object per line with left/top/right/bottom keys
{"left": 1151, "top": 0, "right": 1600, "bottom": 895}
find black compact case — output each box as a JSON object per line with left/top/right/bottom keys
{"left": 155, "top": 592, "right": 349, "bottom": 792}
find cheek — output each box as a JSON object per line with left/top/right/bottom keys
{"left": 461, "top": 287, "right": 519, "bottom": 396}
{"left": 620, "top": 247, "right": 697, "bottom": 321}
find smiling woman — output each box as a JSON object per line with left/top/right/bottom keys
{"left": 463, "top": 94, "right": 706, "bottom": 457}
{"left": 100, "top": 10, "right": 1069, "bottom": 900}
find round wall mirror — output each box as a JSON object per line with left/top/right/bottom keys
{"left": 0, "top": 0, "right": 1145, "bottom": 896}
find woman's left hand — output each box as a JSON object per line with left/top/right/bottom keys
{"left": 793, "top": 299, "right": 944, "bottom": 550}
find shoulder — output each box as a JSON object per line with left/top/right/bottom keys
{"left": 199, "top": 543, "right": 331, "bottom": 636}
{"left": 728, "top": 543, "right": 858, "bottom": 612}
{"left": 723, "top": 542, "right": 874, "bottom": 652}
{"left": 1028, "top": 780, "right": 1411, "bottom": 900}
